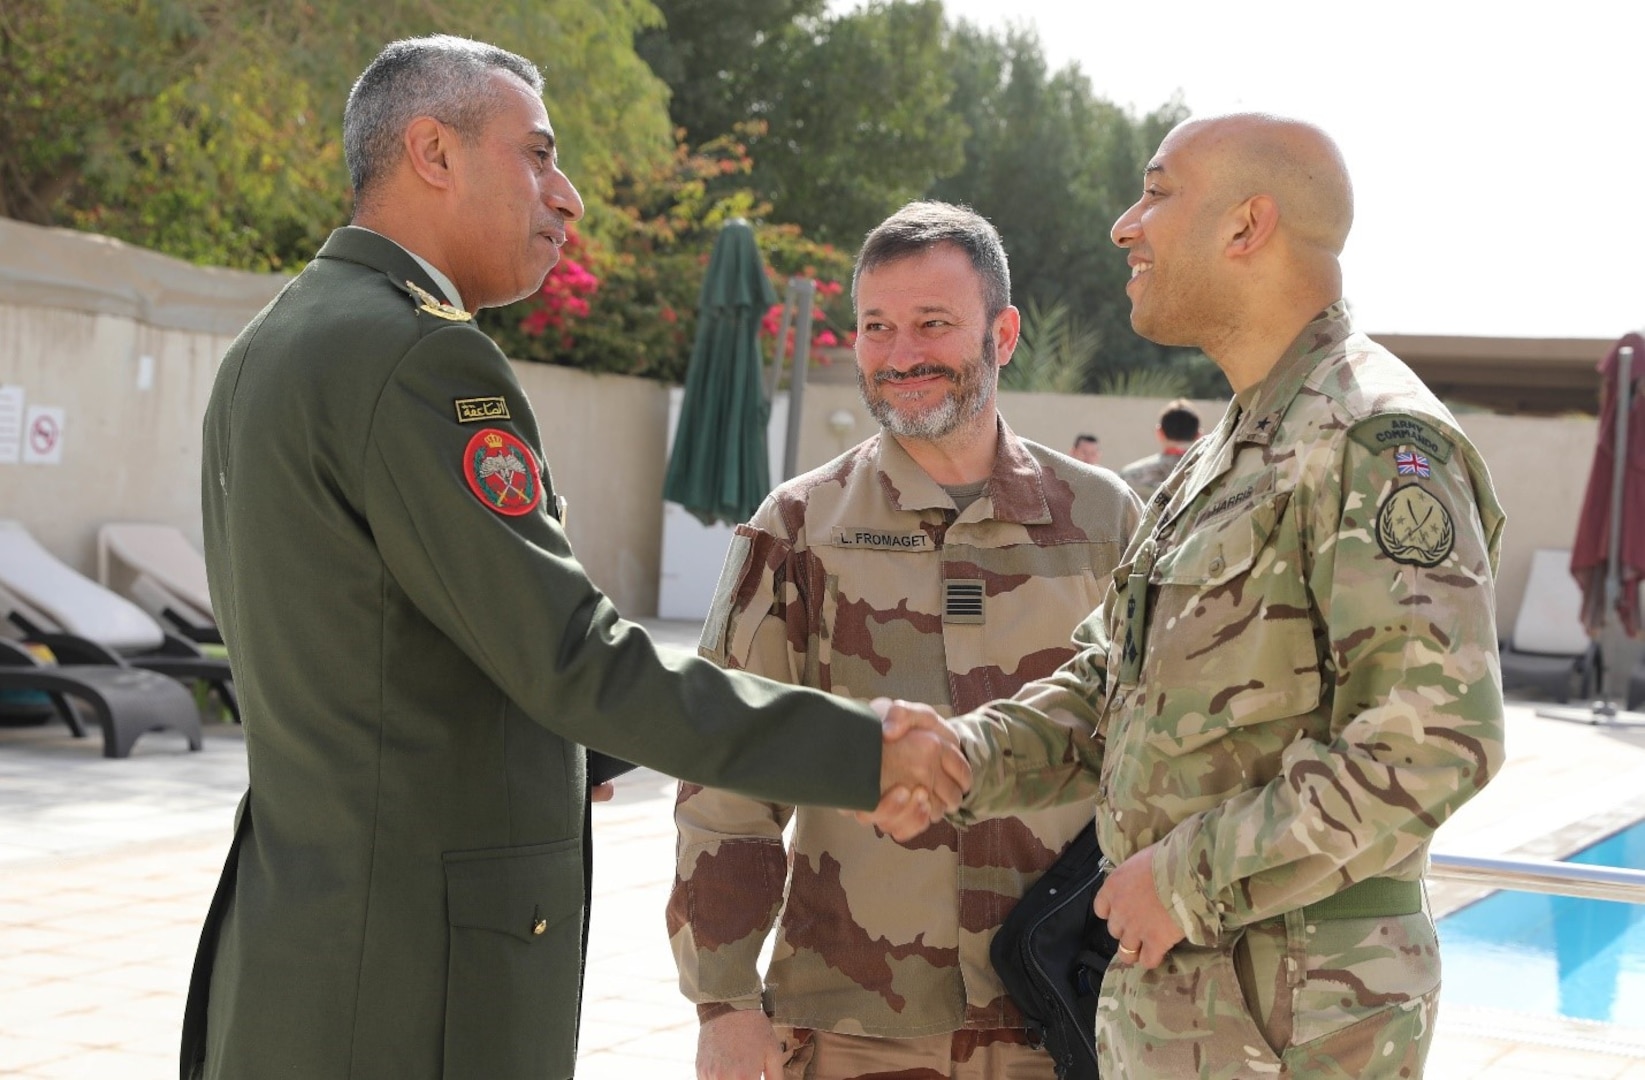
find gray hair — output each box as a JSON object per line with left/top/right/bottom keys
{"left": 852, "top": 201, "right": 1011, "bottom": 321}
{"left": 344, "top": 35, "right": 542, "bottom": 202}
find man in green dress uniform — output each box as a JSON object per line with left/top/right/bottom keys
{"left": 182, "top": 35, "right": 966, "bottom": 1080}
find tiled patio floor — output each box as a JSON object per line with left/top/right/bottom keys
{"left": 2, "top": 619, "right": 1643, "bottom": 1078}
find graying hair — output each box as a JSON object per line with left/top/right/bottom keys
{"left": 344, "top": 35, "right": 542, "bottom": 202}
{"left": 852, "top": 201, "right": 1011, "bottom": 321}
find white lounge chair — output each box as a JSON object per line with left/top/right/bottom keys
{"left": 0, "top": 521, "right": 164, "bottom": 652}
{"left": 0, "top": 520, "right": 236, "bottom": 731}
{"left": 1498, "top": 548, "right": 1596, "bottom": 703}
{"left": 97, "top": 523, "right": 220, "bottom": 643}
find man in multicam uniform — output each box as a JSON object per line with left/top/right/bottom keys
{"left": 670, "top": 202, "right": 1142, "bottom": 1080}
{"left": 884, "top": 115, "right": 1507, "bottom": 1078}
{"left": 1117, "top": 397, "right": 1201, "bottom": 504}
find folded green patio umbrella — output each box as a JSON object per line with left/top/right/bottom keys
{"left": 663, "top": 219, "right": 779, "bottom": 527}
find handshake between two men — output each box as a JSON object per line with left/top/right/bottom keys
{"left": 862, "top": 694, "right": 1186, "bottom": 974}
{"left": 866, "top": 697, "right": 971, "bottom": 842}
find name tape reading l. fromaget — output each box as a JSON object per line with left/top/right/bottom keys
{"left": 832, "top": 528, "right": 933, "bottom": 551}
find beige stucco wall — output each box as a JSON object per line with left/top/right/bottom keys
{"left": 0, "top": 304, "right": 232, "bottom": 573}
{"left": 1453, "top": 412, "right": 1597, "bottom": 637}
{"left": 786, "top": 382, "right": 1584, "bottom": 639}
{"left": 0, "top": 219, "right": 1598, "bottom": 637}
{"left": 0, "top": 300, "right": 673, "bottom": 618}
{"left": 513, "top": 363, "right": 669, "bottom": 615}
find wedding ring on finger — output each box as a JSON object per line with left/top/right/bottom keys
{"left": 1117, "top": 944, "right": 1138, "bottom": 957}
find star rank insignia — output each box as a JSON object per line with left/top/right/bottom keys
{"left": 406, "top": 280, "right": 473, "bottom": 322}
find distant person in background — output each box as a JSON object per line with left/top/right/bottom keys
{"left": 1117, "top": 398, "right": 1202, "bottom": 503}
{"left": 1071, "top": 432, "right": 1101, "bottom": 465}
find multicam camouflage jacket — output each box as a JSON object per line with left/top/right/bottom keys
{"left": 671, "top": 422, "right": 1140, "bottom": 1037}
{"left": 1117, "top": 448, "right": 1189, "bottom": 504}
{"left": 953, "top": 303, "right": 1507, "bottom": 946}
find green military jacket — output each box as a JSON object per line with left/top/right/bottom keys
{"left": 953, "top": 303, "right": 1507, "bottom": 943}
{"left": 185, "top": 228, "right": 884, "bottom": 1080}
{"left": 1116, "top": 448, "right": 1188, "bottom": 504}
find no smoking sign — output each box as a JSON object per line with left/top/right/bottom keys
{"left": 22, "top": 406, "right": 64, "bottom": 465}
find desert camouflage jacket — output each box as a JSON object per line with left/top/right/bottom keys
{"left": 954, "top": 303, "right": 1507, "bottom": 947}
{"left": 671, "top": 421, "right": 1140, "bottom": 1036}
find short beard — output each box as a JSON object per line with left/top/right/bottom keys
{"left": 858, "top": 333, "right": 997, "bottom": 441}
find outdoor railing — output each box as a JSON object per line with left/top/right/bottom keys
{"left": 1430, "top": 852, "right": 1645, "bottom": 904}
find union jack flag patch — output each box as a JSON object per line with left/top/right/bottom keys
{"left": 1395, "top": 451, "right": 1431, "bottom": 478}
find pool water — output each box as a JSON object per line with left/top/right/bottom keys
{"left": 1437, "top": 821, "right": 1645, "bottom": 1026}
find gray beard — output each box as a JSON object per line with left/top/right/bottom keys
{"left": 858, "top": 335, "right": 996, "bottom": 441}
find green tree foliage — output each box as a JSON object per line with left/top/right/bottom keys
{"left": 486, "top": 128, "right": 853, "bottom": 381}
{"left": 640, "top": 6, "right": 1224, "bottom": 395}
{"left": 929, "top": 22, "right": 1224, "bottom": 396}
{"left": 641, "top": 0, "right": 966, "bottom": 246}
{"left": 634, "top": 0, "right": 826, "bottom": 143}
{"left": 1, "top": 0, "right": 675, "bottom": 270}
{"left": 1001, "top": 299, "right": 1098, "bottom": 395}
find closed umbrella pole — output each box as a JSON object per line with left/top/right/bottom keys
{"left": 767, "top": 297, "right": 795, "bottom": 404}
{"left": 1605, "top": 346, "right": 1634, "bottom": 623}
{"left": 782, "top": 278, "right": 816, "bottom": 483}
{"left": 1544, "top": 333, "right": 1645, "bottom": 726}
{"left": 662, "top": 220, "right": 779, "bottom": 527}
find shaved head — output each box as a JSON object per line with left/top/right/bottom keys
{"left": 1111, "top": 112, "right": 1358, "bottom": 385}
{"left": 1171, "top": 113, "right": 1354, "bottom": 257}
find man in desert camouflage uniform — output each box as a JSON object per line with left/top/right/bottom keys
{"left": 1117, "top": 397, "right": 1201, "bottom": 504}
{"left": 670, "top": 202, "right": 1141, "bottom": 1079}
{"left": 887, "top": 115, "right": 1506, "bottom": 1078}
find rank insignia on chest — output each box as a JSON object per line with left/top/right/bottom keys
{"left": 462, "top": 428, "right": 542, "bottom": 516}
{"left": 943, "top": 579, "right": 985, "bottom": 624}
{"left": 405, "top": 280, "right": 473, "bottom": 322}
{"left": 1375, "top": 483, "right": 1454, "bottom": 567}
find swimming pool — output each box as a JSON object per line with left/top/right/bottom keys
{"left": 1437, "top": 820, "right": 1645, "bottom": 1027}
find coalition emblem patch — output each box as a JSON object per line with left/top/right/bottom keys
{"left": 1375, "top": 483, "right": 1454, "bottom": 567}
{"left": 463, "top": 428, "right": 542, "bottom": 516}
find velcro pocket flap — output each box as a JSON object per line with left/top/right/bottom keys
{"left": 444, "top": 837, "right": 582, "bottom": 944}
{"left": 1154, "top": 490, "right": 1288, "bottom": 589}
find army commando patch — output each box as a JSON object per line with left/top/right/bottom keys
{"left": 406, "top": 280, "right": 473, "bottom": 322}
{"left": 454, "top": 396, "right": 511, "bottom": 424}
{"left": 1375, "top": 483, "right": 1454, "bottom": 567}
{"left": 1349, "top": 414, "right": 1452, "bottom": 463}
{"left": 463, "top": 428, "right": 542, "bottom": 516}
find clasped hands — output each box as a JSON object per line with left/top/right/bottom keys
{"left": 858, "top": 697, "right": 970, "bottom": 842}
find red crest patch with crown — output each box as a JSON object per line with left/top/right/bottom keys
{"left": 462, "top": 428, "right": 542, "bottom": 516}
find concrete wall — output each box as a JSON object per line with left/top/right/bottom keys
{"left": 0, "top": 298, "right": 674, "bottom": 618}
{"left": 514, "top": 364, "right": 670, "bottom": 615}
{"left": 0, "top": 219, "right": 1598, "bottom": 636}
{"left": 1, "top": 304, "right": 231, "bottom": 575}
